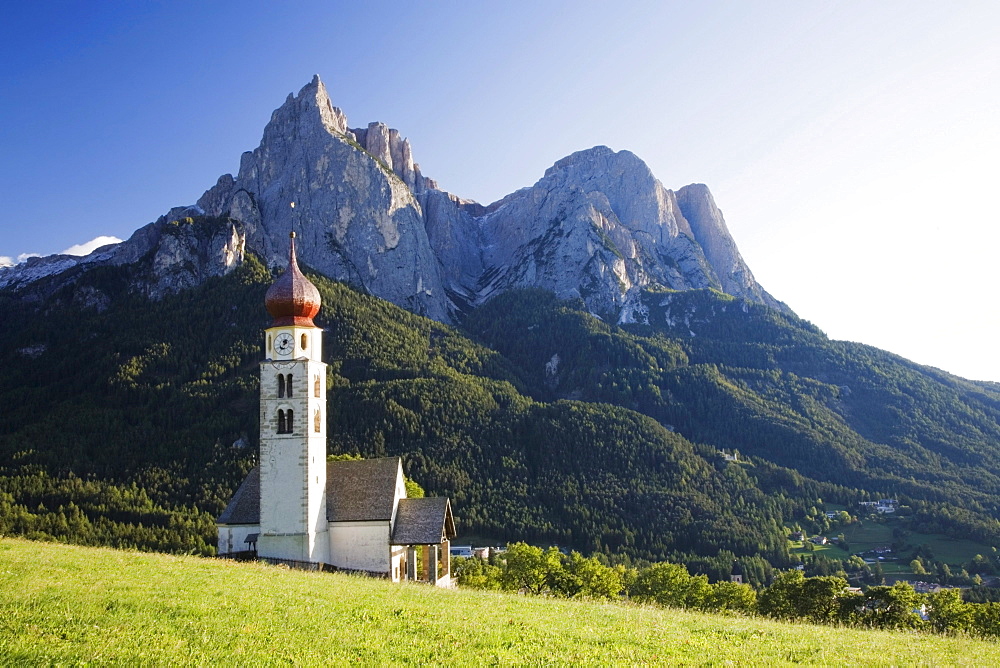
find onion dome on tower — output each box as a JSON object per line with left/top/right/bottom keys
{"left": 265, "top": 232, "right": 321, "bottom": 326}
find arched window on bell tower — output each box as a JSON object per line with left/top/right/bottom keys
{"left": 277, "top": 373, "right": 293, "bottom": 398}
{"left": 277, "top": 408, "right": 294, "bottom": 434}
{"left": 314, "top": 374, "right": 320, "bottom": 398}
{"left": 314, "top": 408, "right": 321, "bottom": 433}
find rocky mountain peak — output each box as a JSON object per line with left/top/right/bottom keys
{"left": 538, "top": 146, "right": 695, "bottom": 241}
{"left": 676, "top": 184, "right": 785, "bottom": 311}
{"left": 4, "top": 76, "right": 788, "bottom": 324}
{"left": 256, "top": 75, "right": 350, "bottom": 158}
{"left": 456, "top": 145, "right": 785, "bottom": 317}
{"left": 195, "top": 77, "right": 450, "bottom": 321}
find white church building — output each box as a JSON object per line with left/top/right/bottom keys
{"left": 217, "top": 233, "right": 456, "bottom": 585}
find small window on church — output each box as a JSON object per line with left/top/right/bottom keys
{"left": 267, "top": 334, "right": 271, "bottom": 352}
{"left": 314, "top": 375, "right": 320, "bottom": 398}
{"left": 286, "top": 373, "right": 293, "bottom": 398}
{"left": 314, "top": 408, "right": 321, "bottom": 433}
{"left": 301, "top": 333, "right": 308, "bottom": 350}
{"left": 277, "top": 409, "right": 286, "bottom": 434}
{"left": 277, "top": 375, "right": 285, "bottom": 398}
{"left": 286, "top": 409, "right": 294, "bottom": 432}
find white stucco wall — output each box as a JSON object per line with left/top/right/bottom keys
{"left": 328, "top": 521, "right": 391, "bottom": 573}
{"left": 259, "top": 530, "right": 330, "bottom": 563}
{"left": 390, "top": 546, "right": 406, "bottom": 582}
{"left": 217, "top": 524, "right": 260, "bottom": 556}
{"left": 258, "top": 324, "right": 329, "bottom": 564}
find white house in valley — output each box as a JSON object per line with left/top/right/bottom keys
{"left": 216, "top": 233, "right": 455, "bottom": 585}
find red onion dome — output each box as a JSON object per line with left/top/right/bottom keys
{"left": 265, "top": 232, "right": 321, "bottom": 326}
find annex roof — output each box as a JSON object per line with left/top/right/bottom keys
{"left": 216, "top": 457, "right": 456, "bottom": 536}
{"left": 391, "top": 497, "right": 457, "bottom": 545}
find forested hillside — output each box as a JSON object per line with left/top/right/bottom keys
{"left": 2, "top": 240, "right": 999, "bottom": 571}
{"left": 466, "top": 288, "right": 1000, "bottom": 544}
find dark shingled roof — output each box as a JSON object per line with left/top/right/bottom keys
{"left": 217, "top": 466, "right": 260, "bottom": 525}
{"left": 326, "top": 457, "right": 402, "bottom": 522}
{"left": 216, "top": 458, "right": 457, "bottom": 538}
{"left": 391, "top": 497, "right": 456, "bottom": 545}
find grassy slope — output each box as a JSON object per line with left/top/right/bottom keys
{"left": 1, "top": 538, "right": 994, "bottom": 666}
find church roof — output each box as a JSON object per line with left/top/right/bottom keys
{"left": 216, "top": 457, "right": 457, "bottom": 545}
{"left": 265, "top": 232, "right": 321, "bottom": 327}
{"left": 326, "top": 457, "right": 402, "bottom": 522}
{"left": 391, "top": 497, "right": 457, "bottom": 545}
{"left": 217, "top": 465, "right": 260, "bottom": 525}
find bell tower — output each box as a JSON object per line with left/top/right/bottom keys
{"left": 258, "top": 232, "right": 330, "bottom": 563}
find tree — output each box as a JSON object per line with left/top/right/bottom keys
{"left": 757, "top": 570, "right": 805, "bottom": 620}
{"left": 858, "top": 583, "right": 925, "bottom": 629}
{"left": 799, "top": 576, "right": 848, "bottom": 624}
{"left": 836, "top": 590, "right": 865, "bottom": 625}
{"left": 927, "top": 589, "right": 972, "bottom": 634}
{"left": 404, "top": 478, "right": 425, "bottom": 498}
{"left": 633, "top": 562, "right": 706, "bottom": 608}
{"left": 561, "top": 551, "right": 623, "bottom": 599}
{"left": 845, "top": 555, "right": 867, "bottom": 572}
{"left": 499, "top": 542, "right": 563, "bottom": 595}
{"left": 972, "top": 602, "right": 1000, "bottom": 638}
{"left": 616, "top": 564, "right": 638, "bottom": 598}
{"left": 910, "top": 558, "right": 928, "bottom": 575}
{"left": 867, "top": 560, "right": 885, "bottom": 585}
{"left": 453, "top": 555, "right": 502, "bottom": 589}
{"left": 967, "top": 553, "right": 994, "bottom": 576}
{"left": 703, "top": 581, "right": 757, "bottom": 614}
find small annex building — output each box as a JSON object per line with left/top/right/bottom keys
{"left": 216, "top": 233, "right": 456, "bottom": 585}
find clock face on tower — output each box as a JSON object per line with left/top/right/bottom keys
{"left": 274, "top": 332, "right": 294, "bottom": 356}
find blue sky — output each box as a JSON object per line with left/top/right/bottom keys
{"left": 2, "top": 1, "right": 998, "bottom": 380}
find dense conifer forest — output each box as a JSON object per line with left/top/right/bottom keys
{"left": 2, "top": 239, "right": 1000, "bottom": 576}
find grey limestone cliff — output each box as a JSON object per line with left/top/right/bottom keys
{"left": 0, "top": 205, "right": 244, "bottom": 306}
{"left": 676, "top": 184, "right": 785, "bottom": 312}
{"left": 424, "top": 146, "right": 786, "bottom": 317}
{"left": 3, "top": 75, "right": 787, "bottom": 323}
{"left": 197, "top": 75, "right": 449, "bottom": 320}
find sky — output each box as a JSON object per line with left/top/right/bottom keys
{"left": 2, "top": 1, "right": 998, "bottom": 381}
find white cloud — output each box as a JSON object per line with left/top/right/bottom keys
{"left": 59, "top": 235, "right": 123, "bottom": 256}
{"left": 0, "top": 235, "right": 123, "bottom": 267}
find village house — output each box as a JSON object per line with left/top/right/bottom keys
{"left": 859, "top": 499, "right": 897, "bottom": 514}
{"left": 216, "top": 234, "right": 456, "bottom": 585}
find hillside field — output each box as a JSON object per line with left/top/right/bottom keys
{"left": 0, "top": 538, "right": 995, "bottom": 665}
{"left": 789, "top": 516, "right": 996, "bottom": 578}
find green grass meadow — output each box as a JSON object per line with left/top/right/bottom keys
{"left": 1, "top": 537, "right": 997, "bottom": 665}
{"left": 842, "top": 521, "right": 993, "bottom": 564}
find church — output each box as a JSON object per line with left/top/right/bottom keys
{"left": 216, "top": 233, "right": 456, "bottom": 586}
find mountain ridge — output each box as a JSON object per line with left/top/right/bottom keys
{"left": 1, "top": 75, "right": 786, "bottom": 323}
